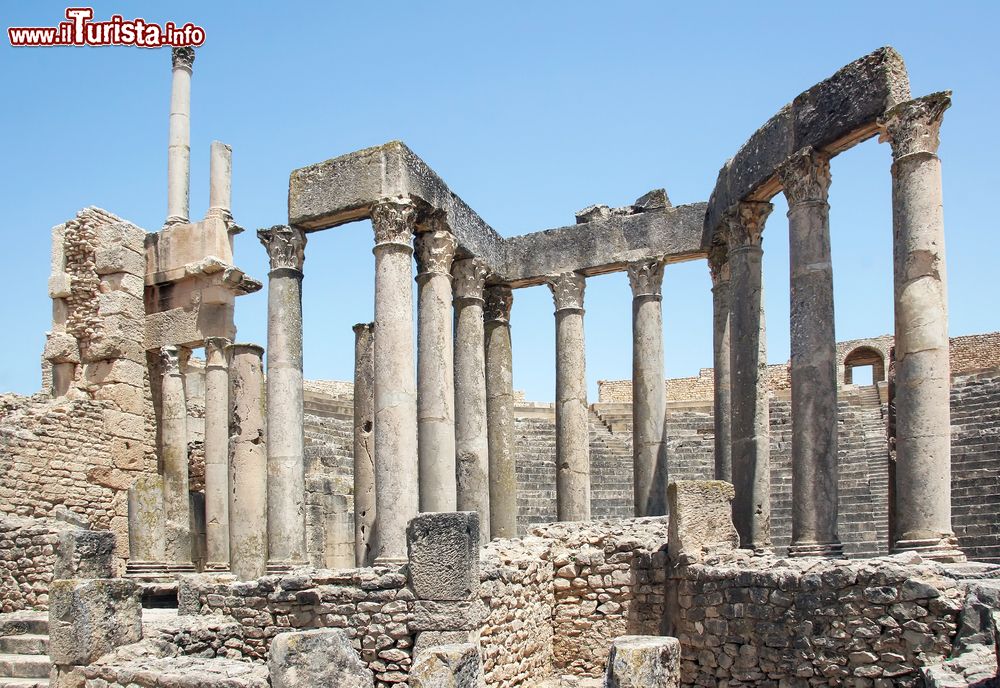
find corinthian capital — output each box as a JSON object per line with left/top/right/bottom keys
{"left": 778, "top": 147, "right": 831, "bottom": 206}
{"left": 708, "top": 242, "right": 730, "bottom": 285}
{"left": 627, "top": 258, "right": 665, "bottom": 299}
{"left": 160, "top": 346, "right": 182, "bottom": 375}
{"left": 257, "top": 225, "right": 307, "bottom": 271}
{"left": 547, "top": 272, "right": 586, "bottom": 312}
{"left": 453, "top": 258, "right": 489, "bottom": 301}
{"left": 371, "top": 197, "right": 417, "bottom": 247}
{"left": 415, "top": 229, "right": 458, "bottom": 277}
{"left": 878, "top": 91, "right": 951, "bottom": 160}
{"left": 172, "top": 47, "right": 195, "bottom": 71}
{"left": 484, "top": 285, "right": 513, "bottom": 324}
{"left": 204, "top": 337, "right": 231, "bottom": 369}
{"left": 723, "top": 201, "right": 773, "bottom": 251}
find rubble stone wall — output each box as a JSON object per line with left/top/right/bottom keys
{"left": 0, "top": 513, "right": 74, "bottom": 612}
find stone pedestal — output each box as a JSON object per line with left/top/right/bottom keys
{"left": 228, "top": 343, "right": 268, "bottom": 581}
{"left": 879, "top": 92, "right": 964, "bottom": 562}
{"left": 203, "top": 336, "right": 231, "bottom": 570}
{"left": 485, "top": 286, "right": 517, "bottom": 539}
{"left": 166, "top": 48, "right": 193, "bottom": 226}
{"left": 159, "top": 346, "right": 192, "bottom": 565}
{"left": 723, "top": 202, "right": 773, "bottom": 550}
{"left": 709, "top": 246, "right": 732, "bottom": 483}
{"left": 547, "top": 272, "right": 590, "bottom": 522}
{"left": 370, "top": 198, "right": 419, "bottom": 563}
{"left": 628, "top": 259, "right": 667, "bottom": 517}
{"left": 257, "top": 225, "right": 308, "bottom": 570}
{"left": 779, "top": 148, "right": 842, "bottom": 557}
{"left": 454, "top": 258, "right": 491, "bottom": 543}
{"left": 415, "top": 227, "right": 458, "bottom": 513}
{"left": 353, "top": 322, "right": 376, "bottom": 567}
{"left": 127, "top": 474, "right": 165, "bottom": 565}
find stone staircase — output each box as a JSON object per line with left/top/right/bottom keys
{"left": 836, "top": 386, "right": 888, "bottom": 558}
{"left": 589, "top": 410, "right": 633, "bottom": 520}
{"left": 515, "top": 415, "right": 559, "bottom": 534}
{"left": 0, "top": 613, "right": 50, "bottom": 688}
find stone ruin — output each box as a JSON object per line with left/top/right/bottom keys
{"left": 1, "top": 44, "right": 1000, "bottom": 687}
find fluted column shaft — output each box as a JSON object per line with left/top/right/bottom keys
{"left": 353, "top": 323, "right": 376, "bottom": 566}
{"left": 166, "top": 48, "right": 193, "bottom": 226}
{"left": 709, "top": 246, "right": 733, "bottom": 483}
{"left": 370, "top": 199, "right": 419, "bottom": 562}
{"left": 485, "top": 286, "right": 517, "bottom": 538}
{"left": 547, "top": 272, "right": 590, "bottom": 522}
{"left": 415, "top": 227, "right": 458, "bottom": 513}
{"left": 628, "top": 259, "right": 667, "bottom": 517}
{"left": 160, "top": 346, "right": 191, "bottom": 565}
{"left": 879, "top": 92, "right": 964, "bottom": 561}
{"left": 454, "top": 258, "right": 491, "bottom": 543}
{"left": 779, "top": 148, "right": 842, "bottom": 557}
{"left": 203, "top": 337, "right": 231, "bottom": 569}
{"left": 257, "top": 225, "right": 308, "bottom": 569}
{"left": 725, "top": 202, "right": 773, "bottom": 549}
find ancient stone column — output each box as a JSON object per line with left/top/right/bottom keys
{"left": 547, "top": 272, "right": 590, "bottom": 522}
{"left": 257, "top": 225, "right": 308, "bottom": 570}
{"left": 159, "top": 346, "right": 192, "bottom": 565}
{"left": 203, "top": 336, "right": 231, "bottom": 570}
{"left": 485, "top": 285, "right": 517, "bottom": 538}
{"left": 778, "top": 148, "right": 842, "bottom": 557}
{"left": 628, "top": 259, "right": 668, "bottom": 517}
{"left": 166, "top": 47, "right": 193, "bottom": 226}
{"left": 207, "top": 141, "right": 232, "bottom": 220}
{"left": 879, "top": 92, "right": 964, "bottom": 561}
{"left": 227, "top": 343, "right": 268, "bottom": 581}
{"left": 453, "top": 257, "right": 491, "bottom": 543}
{"left": 352, "top": 322, "right": 376, "bottom": 567}
{"left": 370, "top": 198, "right": 419, "bottom": 563}
{"left": 415, "top": 225, "right": 459, "bottom": 513}
{"left": 709, "top": 244, "right": 733, "bottom": 483}
{"left": 724, "top": 202, "right": 773, "bottom": 550}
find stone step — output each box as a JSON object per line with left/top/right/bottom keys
{"left": 0, "top": 618, "right": 47, "bottom": 638}
{"left": 0, "top": 655, "right": 50, "bottom": 680}
{"left": 0, "top": 679, "right": 50, "bottom": 688}
{"left": 0, "top": 636, "right": 47, "bottom": 656}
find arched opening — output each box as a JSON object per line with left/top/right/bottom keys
{"left": 843, "top": 345, "right": 885, "bottom": 385}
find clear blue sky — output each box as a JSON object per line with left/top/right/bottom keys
{"left": 2, "top": 2, "right": 997, "bottom": 401}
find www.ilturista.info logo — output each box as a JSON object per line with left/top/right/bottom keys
{"left": 8, "top": 8, "right": 206, "bottom": 47}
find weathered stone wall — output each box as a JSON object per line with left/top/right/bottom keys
{"left": 951, "top": 332, "right": 1000, "bottom": 374}
{"left": 0, "top": 513, "right": 74, "bottom": 612}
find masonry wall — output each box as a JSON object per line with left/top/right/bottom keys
{"left": 0, "top": 513, "right": 74, "bottom": 612}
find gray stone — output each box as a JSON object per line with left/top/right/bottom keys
{"left": 409, "top": 642, "right": 484, "bottom": 688}
{"left": 667, "top": 480, "right": 740, "bottom": 562}
{"left": 407, "top": 512, "right": 480, "bottom": 601}
{"left": 48, "top": 578, "right": 142, "bottom": 665}
{"left": 411, "top": 599, "right": 488, "bottom": 632}
{"left": 413, "top": 630, "right": 480, "bottom": 658}
{"left": 353, "top": 322, "right": 376, "bottom": 567}
{"left": 53, "top": 529, "right": 115, "bottom": 579}
{"left": 268, "top": 628, "right": 374, "bottom": 688}
{"left": 604, "top": 635, "right": 680, "bottom": 688}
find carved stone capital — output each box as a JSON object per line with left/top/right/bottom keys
{"left": 371, "top": 198, "right": 417, "bottom": 248}
{"left": 453, "top": 258, "right": 489, "bottom": 301}
{"left": 352, "top": 322, "right": 374, "bottom": 336}
{"left": 172, "top": 47, "right": 195, "bottom": 72}
{"left": 708, "top": 243, "right": 730, "bottom": 285}
{"left": 878, "top": 91, "right": 951, "bottom": 160}
{"left": 160, "top": 346, "right": 182, "bottom": 375}
{"left": 484, "top": 285, "right": 513, "bottom": 324}
{"left": 723, "top": 201, "right": 773, "bottom": 251}
{"left": 778, "top": 148, "right": 831, "bottom": 206}
{"left": 547, "top": 272, "right": 586, "bottom": 312}
{"left": 204, "top": 337, "right": 231, "bottom": 368}
{"left": 415, "top": 230, "right": 458, "bottom": 277}
{"left": 627, "top": 259, "right": 665, "bottom": 299}
{"left": 257, "top": 225, "right": 306, "bottom": 271}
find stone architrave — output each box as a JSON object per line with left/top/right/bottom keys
{"left": 166, "top": 47, "right": 194, "bottom": 226}
{"left": 484, "top": 285, "right": 517, "bottom": 539}
{"left": 257, "top": 225, "right": 308, "bottom": 570}
{"left": 228, "top": 343, "right": 269, "bottom": 581}
{"left": 369, "top": 198, "right": 419, "bottom": 563}
{"left": 353, "top": 322, "right": 376, "bottom": 567}
{"left": 708, "top": 244, "right": 732, "bottom": 483}
{"left": 415, "top": 225, "right": 459, "bottom": 513}
{"left": 159, "top": 345, "right": 192, "bottom": 565}
{"left": 628, "top": 258, "right": 667, "bottom": 517}
{"left": 723, "top": 202, "right": 773, "bottom": 550}
{"left": 778, "top": 148, "right": 842, "bottom": 557}
{"left": 453, "top": 257, "right": 491, "bottom": 543}
{"left": 203, "top": 336, "right": 231, "bottom": 570}
{"left": 879, "top": 92, "right": 964, "bottom": 562}
{"left": 546, "top": 271, "right": 590, "bottom": 522}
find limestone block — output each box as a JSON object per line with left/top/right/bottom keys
{"left": 604, "top": 636, "right": 680, "bottom": 688}
{"left": 48, "top": 578, "right": 142, "bottom": 665}
{"left": 414, "top": 630, "right": 480, "bottom": 658}
{"left": 101, "top": 409, "right": 145, "bottom": 441}
{"left": 407, "top": 511, "right": 480, "bottom": 601}
{"left": 44, "top": 332, "right": 80, "bottom": 364}
{"left": 667, "top": 480, "right": 740, "bottom": 563}
{"left": 82, "top": 358, "right": 145, "bottom": 388}
{"left": 96, "top": 221, "right": 146, "bottom": 254}
{"left": 268, "top": 628, "right": 374, "bottom": 688}
{"left": 94, "top": 244, "right": 144, "bottom": 276}
{"left": 411, "top": 599, "right": 488, "bottom": 632}
{"left": 100, "top": 271, "right": 146, "bottom": 297}
{"left": 96, "top": 291, "right": 144, "bottom": 320}
{"left": 53, "top": 529, "right": 115, "bottom": 579}
{"left": 409, "top": 643, "right": 484, "bottom": 688}
{"left": 49, "top": 273, "right": 72, "bottom": 298}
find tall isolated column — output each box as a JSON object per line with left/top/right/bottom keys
{"left": 207, "top": 141, "right": 232, "bottom": 220}
{"left": 453, "top": 257, "right": 491, "bottom": 543}
{"left": 203, "top": 336, "right": 231, "bottom": 570}
{"left": 159, "top": 346, "right": 192, "bottom": 565}
{"left": 370, "top": 198, "right": 419, "bottom": 563}
{"left": 485, "top": 285, "right": 517, "bottom": 538}
{"left": 352, "top": 323, "right": 376, "bottom": 566}
{"left": 709, "top": 244, "right": 733, "bottom": 483}
{"left": 628, "top": 258, "right": 668, "bottom": 517}
{"left": 166, "top": 47, "right": 194, "bottom": 226}
{"left": 779, "top": 148, "right": 842, "bottom": 557}
{"left": 547, "top": 272, "right": 590, "bottom": 522}
{"left": 724, "top": 202, "right": 773, "bottom": 550}
{"left": 415, "top": 224, "right": 458, "bottom": 513}
{"left": 257, "top": 225, "right": 308, "bottom": 570}
{"left": 227, "top": 343, "right": 268, "bottom": 581}
{"left": 879, "top": 92, "right": 964, "bottom": 561}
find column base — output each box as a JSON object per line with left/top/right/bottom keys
{"left": 893, "top": 536, "right": 966, "bottom": 563}
{"left": 373, "top": 556, "right": 407, "bottom": 568}
{"left": 266, "top": 560, "right": 307, "bottom": 574}
{"left": 125, "top": 560, "right": 196, "bottom": 580}
{"left": 203, "top": 562, "right": 232, "bottom": 573}
{"left": 787, "top": 541, "right": 844, "bottom": 558}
